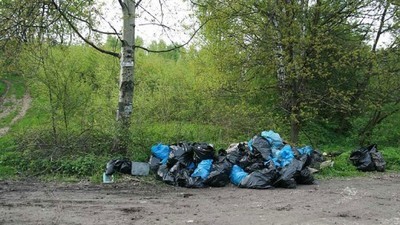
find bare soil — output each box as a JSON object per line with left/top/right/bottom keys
{"left": 0, "top": 79, "right": 32, "bottom": 137}
{"left": 1, "top": 173, "right": 399, "bottom": 225}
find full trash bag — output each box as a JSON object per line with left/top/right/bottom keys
{"left": 226, "top": 142, "right": 248, "bottom": 164}
{"left": 193, "top": 143, "right": 215, "bottom": 163}
{"left": 272, "top": 144, "right": 294, "bottom": 168}
{"left": 238, "top": 154, "right": 266, "bottom": 173}
{"left": 204, "top": 156, "right": 233, "bottom": 187}
{"left": 239, "top": 167, "right": 277, "bottom": 189}
{"left": 105, "top": 159, "right": 132, "bottom": 175}
{"left": 176, "top": 167, "right": 205, "bottom": 188}
{"left": 260, "top": 130, "right": 284, "bottom": 149}
{"left": 249, "top": 135, "right": 272, "bottom": 161}
{"left": 295, "top": 168, "right": 315, "bottom": 184}
{"left": 274, "top": 159, "right": 303, "bottom": 188}
{"left": 167, "top": 143, "right": 194, "bottom": 167}
{"left": 230, "top": 165, "right": 249, "bottom": 186}
{"left": 157, "top": 164, "right": 176, "bottom": 185}
{"left": 151, "top": 144, "right": 170, "bottom": 163}
{"left": 297, "top": 146, "right": 313, "bottom": 156}
{"left": 149, "top": 155, "right": 161, "bottom": 173}
{"left": 191, "top": 159, "right": 213, "bottom": 180}
{"left": 350, "top": 144, "right": 385, "bottom": 172}
{"left": 307, "top": 149, "right": 325, "bottom": 169}
{"left": 371, "top": 151, "right": 386, "bottom": 172}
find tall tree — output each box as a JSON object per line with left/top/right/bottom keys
{"left": 194, "top": 0, "right": 392, "bottom": 144}
{"left": 356, "top": 0, "right": 400, "bottom": 145}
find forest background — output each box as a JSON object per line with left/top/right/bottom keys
{"left": 0, "top": 0, "right": 399, "bottom": 181}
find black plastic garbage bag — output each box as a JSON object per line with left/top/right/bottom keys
{"left": 308, "top": 149, "right": 325, "bottom": 169}
{"left": 250, "top": 136, "right": 272, "bottom": 161}
{"left": 149, "top": 155, "right": 161, "bottom": 173}
{"left": 239, "top": 168, "right": 277, "bottom": 189}
{"left": 167, "top": 143, "right": 194, "bottom": 167}
{"left": 193, "top": 143, "right": 215, "bottom": 163}
{"left": 295, "top": 168, "right": 314, "bottom": 184}
{"left": 204, "top": 157, "right": 233, "bottom": 187}
{"left": 226, "top": 143, "right": 248, "bottom": 164}
{"left": 170, "top": 166, "right": 205, "bottom": 188}
{"left": 157, "top": 164, "right": 175, "bottom": 185}
{"left": 105, "top": 159, "right": 132, "bottom": 175}
{"left": 371, "top": 151, "right": 386, "bottom": 172}
{"left": 350, "top": 144, "right": 385, "bottom": 172}
{"left": 274, "top": 159, "right": 303, "bottom": 189}
{"left": 186, "top": 177, "right": 206, "bottom": 188}
{"left": 238, "top": 154, "right": 266, "bottom": 173}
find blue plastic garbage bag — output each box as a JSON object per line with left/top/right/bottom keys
{"left": 151, "top": 144, "right": 170, "bottom": 163}
{"left": 297, "top": 146, "right": 313, "bottom": 156}
{"left": 272, "top": 144, "right": 294, "bottom": 168}
{"left": 261, "top": 130, "right": 283, "bottom": 149}
{"left": 191, "top": 159, "right": 213, "bottom": 180}
{"left": 230, "top": 165, "right": 249, "bottom": 186}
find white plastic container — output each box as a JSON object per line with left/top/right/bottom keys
{"left": 102, "top": 172, "right": 114, "bottom": 183}
{"left": 131, "top": 162, "right": 150, "bottom": 176}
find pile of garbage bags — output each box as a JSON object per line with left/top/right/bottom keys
{"left": 149, "top": 130, "right": 324, "bottom": 189}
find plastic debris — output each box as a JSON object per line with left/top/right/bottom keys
{"left": 350, "top": 144, "right": 385, "bottom": 172}
{"left": 107, "top": 130, "right": 325, "bottom": 189}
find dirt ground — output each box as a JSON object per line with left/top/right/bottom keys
{"left": 1, "top": 174, "right": 399, "bottom": 225}
{"left": 0, "top": 79, "right": 32, "bottom": 137}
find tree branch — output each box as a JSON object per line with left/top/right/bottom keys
{"left": 372, "top": 1, "right": 389, "bottom": 52}
{"left": 135, "top": 0, "right": 143, "bottom": 8}
{"left": 135, "top": 19, "right": 209, "bottom": 53}
{"left": 51, "top": 0, "right": 120, "bottom": 58}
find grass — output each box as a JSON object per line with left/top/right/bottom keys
{"left": 2, "top": 74, "right": 25, "bottom": 99}
{"left": 0, "top": 80, "right": 6, "bottom": 96}
{"left": 0, "top": 110, "right": 18, "bottom": 127}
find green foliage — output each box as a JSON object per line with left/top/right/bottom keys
{"left": 0, "top": 137, "right": 19, "bottom": 179}
{"left": 317, "top": 151, "right": 362, "bottom": 177}
{"left": 0, "top": 111, "right": 18, "bottom": 127}
{"left": 1, "top": 73, "right": 25, "bottom": 99}
{"left": 0, "top": 80, "right": 6, "bottom": 95}
{"left": 381, "top": 147, "right": 400, "bottom": 171}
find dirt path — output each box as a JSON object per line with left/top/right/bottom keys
{"left": 0, "top": 79, "right": 31, "bottom": 137}
{"left": 1, "top": 174, "right": 399, "bottom": 225}
{"left": 0, "top": 80, "right": 11, "bottom": 105}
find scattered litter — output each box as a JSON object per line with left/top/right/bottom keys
{"left": 319, "top": 160, "right": 334, "bottom": 170}
{"left": 105, "top": 159, "right": 149, "bottom": 177}
{"left": 131, "top": 162, "right": 150, "bottom": 176}
{"left": 105, "top": 159, "right": 132, "bottom": 175}
{"left": 102, "top": 172, "right": 114, "bottom": 184}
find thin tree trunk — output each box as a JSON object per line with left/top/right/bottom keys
{"left": 115, "top": 0, "right": 135, "bottom": 154}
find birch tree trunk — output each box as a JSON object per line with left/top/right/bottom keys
{"left": 115, "top": 0, "right": 135, "bottom": 154}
